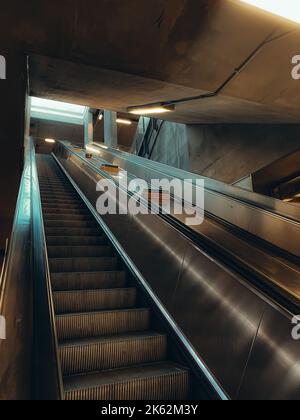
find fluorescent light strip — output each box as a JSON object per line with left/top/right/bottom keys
{"left": 240, "top": 0, "right": 300, "bottom": 24}
{"left": 128, "top": 104, "right": 175, "bottom": 115}
{"left": 31, "top": 108, "right": 84, "bottom": 119}
{"left": 116, "top": 118, "right": 132, "bottom": 125}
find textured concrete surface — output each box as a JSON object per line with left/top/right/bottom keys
{"left": 151, "top": 122, "right": 189, "bottom": 170}
{"left": 0, "top": 1, "right": 299, "bottom": 122}
{"left": 150, "top": 123, "right": 300, "bottom": 183}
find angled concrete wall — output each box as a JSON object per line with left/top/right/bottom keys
{"left": 150, "top": 123, "right": 300, "bottom": 184}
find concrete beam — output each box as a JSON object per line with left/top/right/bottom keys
{"left": 84, "top": 108, "right": 93, "bottom": 146}
{"left": 104, "top": 111, "right": 118, "bottom": 148}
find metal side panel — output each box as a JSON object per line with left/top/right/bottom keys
{"left": 238, "top": 307, "right": 300, "bottom": 400}
{"left": 171, "top": 242, "right": 266, "bottom": 399}
{"left": 81, "top": 141, "right": 300, "bottom": 258}
{"left": 53, "top": 143, "right": 300, "bottom": 400}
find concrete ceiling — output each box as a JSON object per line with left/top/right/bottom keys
{"left": 2, "top": 0, "right": 300, "bottom": 123}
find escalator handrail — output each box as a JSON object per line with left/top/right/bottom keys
{"left": 58, "top": 142, "right": 300, "bottom": 313}
{"left": 88, "top": 141, "right": 300, "bottom": 223}
{"left": 30, "top": 138, "right": 64, "bottom": 400}
{"left": 0, "top": 139, "right": 31, "bottom": 315}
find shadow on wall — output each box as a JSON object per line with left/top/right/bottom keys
{"left": 150, "top": 123, "right": 300, "bottom": 184}
{"left": 150, "top": 122, "right": 189, "bottom": 171}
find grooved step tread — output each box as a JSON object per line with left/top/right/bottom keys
{"left": 44, "top": 214, "right": 92, "bottom": 221}
{"left": 60, "top": 332, "right": 167, "bottom": 375}
{"left": 45, "top": 220, "right": 97, "bottom": 228}
{"left": 51, "top": 271, "right": 126, "bottom": 291}
{"left": 45, "top": 227, "right": 100, "bottom": 236}
{"left": 53, "top": 288, "right": 137, "bottom": 314}
{"left": 56, "top": 308, "right": 150, "bottom": 340}
{"left": 49, "top": 257, "right": 118, "bottom": 273}
{"left": 48, "top": 245, "right": 112, "bottom": 258}
{"left": 47, "top": 236, "right": 106, "bottom": 246}
{"left": 64, "top": 362, "right": 189, "bottom": 400}
{"left": 42, "top": 208, "right": 90, "bottom": 215}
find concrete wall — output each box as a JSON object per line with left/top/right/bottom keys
{"left": 150, "top": 122, "right": 189, "bottom": 171}
{"left": 150, "top": 123, "right": 300, "bottom": 184}
{"left": 0, "top": 52, "right": 28, "bottom": 250}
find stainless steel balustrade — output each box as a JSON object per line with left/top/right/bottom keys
{"left": 74, "top": 141, "right": 300, "bottom": 259}
{"left": 60, "top": 142, "right": 300, "bottom": 307}
{"left": 53, "top": 141, "right": 300, "bottom": 400}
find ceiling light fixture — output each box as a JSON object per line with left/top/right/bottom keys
{"left": 240, "top": 0, "right": 300, "bottom": 24}
{"left": 45, "top": 138, "right": 56, "bottom": 143}
{"left": 116, "top": 118, "right": 132, "bottom": 125}
{"left": 128, "top": 104, "right": 175, "bottom": 115}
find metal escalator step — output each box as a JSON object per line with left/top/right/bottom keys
{"left": 42, "top": 194, "right": 79, "bottom": 202}
{"left": 45, "top": 227, "right": 100, "bottom": 236}
{"left": 42, "top": 198, "right": 82, "bottom": 206}
{"left": 40, "top": 184, "right": 76, "bottom": 194}
{"left": 43, "top": 213, "right": 93, "bottom": 221}
{"left": 39, "top": 181, "right": 66, "bottom": 187}
{"left": 49, "top": 257, "right": 118, "bottom": 273}
{"left": 54, "top": 288, "right": 137, "bottom": 314}
{"left": 40, "top": 189, "right": 77, "bottom": 196}
{"left": 42, "top": 208, "right": 89, "bottom": 215}
{"left": 40, "top": 188, "right": 77, "bottom": 195}
{"left": 48, "top": 245, "right": 112, "bottom": 258}
{"left": 51, "top": 271, "right": 127, "bottom": 291}
{"left": 47, "top": 236, "right": 106, "bottom": 246}
{"left": 64, "top": 362, "right": 189, "bottom": 400}
{"left": 42, "top": 203, "right": 86, "bottom": 211}
{"left": 45, "top": 220, "right": 96, "bottom": 228}
{"left": 60, "top": 332, "right": 167, "bottom": 376}
{"left": 56, "top": 308, "right": 150, "bottom": 341}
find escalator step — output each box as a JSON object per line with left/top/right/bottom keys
{"left": 56, "top": 308, "right": 150, "bottom": 341}
{"left": 51, "top": 271, "right": 127, "bottom": 291}
{"left": 40, "top": 187, "right": 76, "bottom": 194}
{"left": 42, "top": 207, "right": 90, "bottom": 215}
{"left": 42, "top": 203, "right": 86, "bottom": 211}
{"left": 60, "top": 332, "right": 167, "bottom": 375}
{"left": 45, "top": 220, "right": 97, "bottom": 228}
{"left": 46, "top": 236, "right": 106, "bottom": 246}
{"left": 45, "top": 227, "right": 100, "bottom": 236}
{"left": 64, "top": 362, "right": 189, "bottom": 401}
{"left": 40, "top": 189, "right": 77, "bottom": 195}
{"left": 53, "top": 288, "right": 137, "bottom": 314}
{"left": 44, "top": 213, "right": 93, "bottom": 221}
{"left": 49, "top": 257, "right": 118, "bottom": 273}
{"left": 42, "top": 198, "right": 82, "bottom": 206}
{"left": 47, "top": 245, "right": 112, "bottom": 258}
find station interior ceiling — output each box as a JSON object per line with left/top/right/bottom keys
{"left": 1, "top": 0, "right": 300, "bottom": 124}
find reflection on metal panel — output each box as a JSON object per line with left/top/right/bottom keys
{"left": 54, "top": 142, "right": 300, "bottom": 400}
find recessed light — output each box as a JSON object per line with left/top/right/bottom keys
{"left": 116, "top": 118, "right": 132, "bottom": 125}
{"left": 128, "top": 104, "right": 175, "bottom": 115}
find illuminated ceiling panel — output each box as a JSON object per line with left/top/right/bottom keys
{"left": 30, "top": 97, "right": 86, "bottom": 125}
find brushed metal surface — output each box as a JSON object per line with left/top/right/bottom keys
{"left": 53, "top": 141, "right": 300, "bottom": 400}
{"left": 84, "top": 142, "right": 300, "bottom": 257}
{"left": 238, "top": 306, "right": 300, "bottom": 400}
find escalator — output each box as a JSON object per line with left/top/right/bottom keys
{"left": 3, "top": 138, "right": 300, "bottom": 400}
{"left": 36, "top": 154, "right": 190, "bottom": 400}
